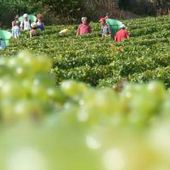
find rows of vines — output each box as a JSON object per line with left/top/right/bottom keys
{"left": 1, "top": 15, "right": 170, "bottom": 88}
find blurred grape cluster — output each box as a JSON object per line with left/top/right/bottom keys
{"left": 0, "top": 51, "right": 170, "bottom": 170}
{"left": 0, "top": 51, "right": 59, "bottom": 123}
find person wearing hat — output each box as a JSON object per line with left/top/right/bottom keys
{"left": 30, "top": 22, "right": 38, "bottom": 38}
{"left": 114, "top": 26, "right": 129, "bottom": 42}
{"left": 99, "top": 17, "right": 110, "bottom": 38}
{"left": 20, "top": 13, "right": 31, "bottom": 31}
{"left": 76, "top": 17, "right": 91, "bottom": 36}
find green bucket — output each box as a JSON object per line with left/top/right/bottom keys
{"left": 0, "top": 30, "right": 12, "bottom": 47}
{"left": 19, "top": 14, "right": 37, "bottom": 23}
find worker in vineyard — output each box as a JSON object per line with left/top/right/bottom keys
{"left": 20, "top": 13, "right": 31, "bottom": 31}
{"left": 76, "top": 17, "right": 91, "bottom": 36}
{"left": 103, "top": 13, "right": 128, "bottom": 42}
{"left": 11, "top": 20, "right": 20, "bottom": 38}
{"left": 114, "top": 26, "right": 129, "bottom": 42}
{"left": 12, "top": 15, "right": 20, "bottom": 28}
{"left": 99, "top": 17, "right": 110, "bottom": 38}
{"left": 0, "top": 38, "right": 6, "bottom": 49}
{"left": 30, "top": 22, "right": 38, "bottom": 38}
{"left": 36, "top": 13, "right": 45, "bottom": 31}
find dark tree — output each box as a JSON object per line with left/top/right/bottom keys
{"left": 118, "top": 0, "right": 131, "bottom": 10}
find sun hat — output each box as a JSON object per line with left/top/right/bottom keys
{"left": 81, "top": 17, "right": 87, "bottom": 22}
{"left": 31, "top": 22, "right": 37, "bottom": 28}
{"left": 120, "top": 24, "right": 126, "bottom": 29}
{"left": 23, "top": 13, "right": 28, "bottom": 18}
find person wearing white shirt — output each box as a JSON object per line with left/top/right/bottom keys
{"left": 20, "top": 13, "right": 31, "bottom": 31}
{"left": 12, "top": 21, "right": 20, "bottom": 38}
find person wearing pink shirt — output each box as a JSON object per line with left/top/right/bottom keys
{"left": 114, "top": 26, "right": 129, "bottom": 42}
{"left": 76, "top": 17, "right": 91, "bottom": 36}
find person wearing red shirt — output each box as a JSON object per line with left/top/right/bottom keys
{"left": 114, "top": 27, "right": 129, "bottom": 42}
{"left": 76, "top": 17, "right": 91, "bottom": 36}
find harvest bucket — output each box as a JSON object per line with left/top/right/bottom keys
{"left": 19, "top": 14, "right": 37, "bottom": 23}
{"left": 106, "top": 19, "right": 125, "bottom": 35}
{"left": 0, "top": 30, "right": 12, "bottom": 48}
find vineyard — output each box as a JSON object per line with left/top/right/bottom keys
{"left": 0, "top": 15, "right": 170, "bottom": 170}
{"left": 1, "top": 15, "right": 170, "bottom": 87}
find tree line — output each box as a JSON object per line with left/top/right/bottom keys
{"left": 0, "top": 0, "right": 170, "bottom": 26}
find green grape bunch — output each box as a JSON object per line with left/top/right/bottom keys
{"left": 0, "top": 51, "right": 58, "bottom": 123}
